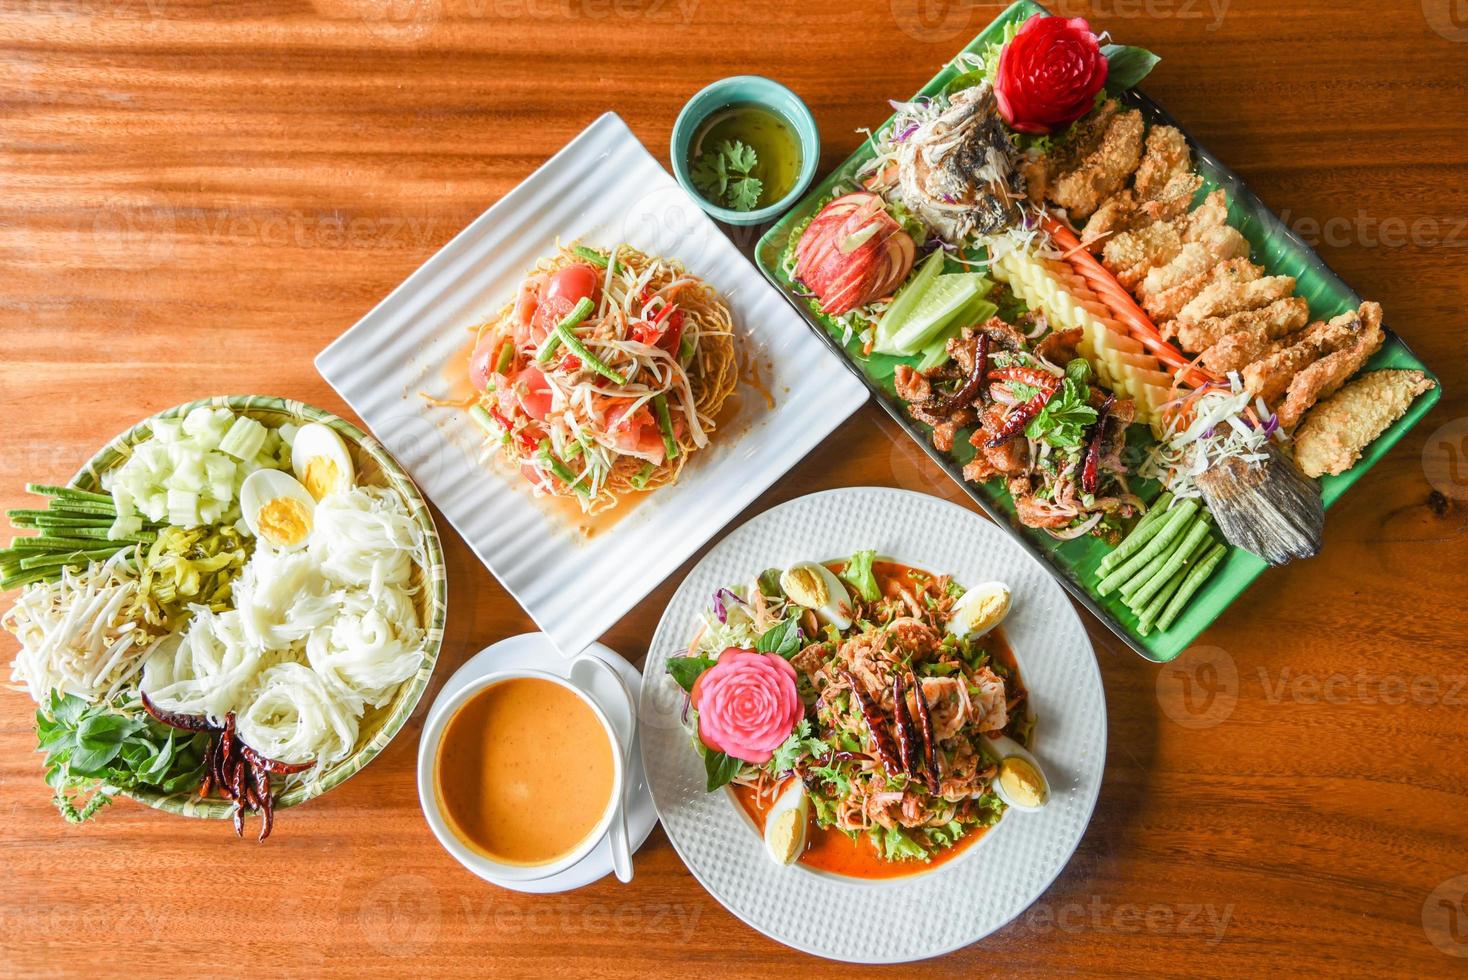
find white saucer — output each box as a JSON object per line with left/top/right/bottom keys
{"left": 419, "top": 632, "right": 658, "bottom": 893}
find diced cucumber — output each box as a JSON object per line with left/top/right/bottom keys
{"left": 218, "top": 415, "right": 267, "bottom": 461}
{"left": 166, "top": 488, "right": 200, "bottom": 527}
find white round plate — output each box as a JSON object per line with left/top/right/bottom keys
{"left": 420, "top": 633, "right": 657, "bottom": 894}
{"left": 638, "top": 487, "right": 1106, "bottom": 962}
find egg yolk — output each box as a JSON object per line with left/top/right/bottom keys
{"left": 300, "top": 456, "right": 340, "bottom": 501}
{"left": 257, "top": 496, "right": 312, "bottom": 547}
{"left": 998, "top": 757, "right": 1047, "bottom": 808}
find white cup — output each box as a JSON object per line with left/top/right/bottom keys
{"left": 417, "top": 658, "right": 629, "bottom": 883}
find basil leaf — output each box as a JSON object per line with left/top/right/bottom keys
{"left": 704, "top": 749, "right": 744, "bottom": 792}
{"left": 1102, "top": 44, "right": 1161, "bottom": 90}
{"left": 667, "top": 656, "right": 718, "bottom": 693}
{"left": 755, "top": 617, "right": 802, "bottom": 658}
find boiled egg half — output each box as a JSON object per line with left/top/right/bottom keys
{"left": 779, "top": 561, "right": 855, "bottom": 630}
{"left": 290, "top": 422, "right": 355, "bottom": 501}
{"left": 762, "top": 780, "right": 810, "bottom": 866}
{"left": 946, "top": 581, "right": 1011, "bottom": 640}
{"left": 983, "top": 732, "right": 1050, "bottom": 812}
{"left": 239, "top": 469, "right": 316, "bottom": 549}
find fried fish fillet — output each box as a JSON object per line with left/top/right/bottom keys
{"left": 1196, "top": 329, "right": 1277, "bottom": 375}
{"left": 1150, "top": 256, "right": 1261, "bottom": 328}
{"left": 1175, "top": 296, "right": 1311, "bottom": 353}
{"left": 1175, "top": 273, "right": 1296, "bottom": 324}
{"left": 1292, "top": 369, "right": 1436, "bottom": 477}
{"left": 1049, "top": 109, "right": 1144, "bottom": 221}
{"left": 1277, "top": 303, "right": 1385, "bottom": 429}
{"left": 1133, "top": 126, "right": 1192, "bottom": 200}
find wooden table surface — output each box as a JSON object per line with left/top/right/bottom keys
{"left": 3, "top": 0, "right": 1467, "bottom": 975}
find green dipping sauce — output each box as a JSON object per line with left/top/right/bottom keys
{"left": 689, "top": 103, "right": 803, "bottom": 210}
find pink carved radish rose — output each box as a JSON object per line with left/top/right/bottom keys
{"left": 691, "top": 648, "right": 803, "bottom": 764}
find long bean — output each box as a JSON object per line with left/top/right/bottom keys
{"left": 25, "top": 484, "right": 113, "bottom": 504}
{"left": 1136, "top": 534, "right": 1211, "bottom": 634}
{"left": 1097, "top": 499, "right": 1197, "bottom": 596}
{"left": 1128, "top": 517, "right": 1214, "bottom": 610}
{"left": 1155, "top": 542, "right": 1228, "bottom": 632}
{"left": 1098, "top": 491, "right": 1175, "bottom": 574}
{"left": 18, "top": 548, "right": 118, "bottom": 571}
{"left": 653, "top": 394, "right": 679, "bottom": 461}
{"left": 534, "top": 296, "right": 596, "bottom": 364}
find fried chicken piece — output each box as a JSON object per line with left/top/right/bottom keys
{"left": 1104, "top": 189, "right": 1229, "bottom": 288}
{"left": 1080, "top": 126, "right": 1202, "bottom": 247}
{"left": 1133, "top": 126, "right": 1192, "bottom": 200}
{"left": 1277, "top": 303, "right": 1385, "bottom": 429}
{"left": 1292, "top": 370, "right": 1436, "bottom": 477}
{"left": 1175, "top": 296, "right": 1310, "bottom": 353}
{"left": 962, "top": 405, "right": 1029, "bottom": 482}
{"left": 1021, "top": 100, "right": 1122, "bottom": 204}
{"left": 893, "top": 364, "right": 931, "bottom": 402}
{"left": 1139, "top": 229, "right": 1252, "bottom": 309}
{"left": 1175, "top": 273, "right": 1296, "bottom": 324}
{"left": 1242, "top": 303, "right": 1380, "bottom": 407}
{"left": 1049, "top": 109, "right": 1144, "bottom": 221}
{"left": 1196, "top": 329, "right": 1278, "bottom": 375}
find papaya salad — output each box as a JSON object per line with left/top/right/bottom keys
{"left": 461, "top": 243, "right": 738, "bottom": 513}
{"left": 667, "top": 553, "right": 1046, "bottom": 877}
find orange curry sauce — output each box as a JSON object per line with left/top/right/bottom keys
{"left": 732, "top": 560, "right": 1023, "bottom": 880}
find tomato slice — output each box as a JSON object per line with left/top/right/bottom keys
{"left": 545, "top": 263, "right": 600, "bottom": 308}
{"left": 527, "top": 294, "right": 574, "bottom": 348}
{"left": 468, "top": 337, "right": 500, "bottom": 391}
{"left": 513, "top": 365, "right": 553, "bottom": 422}
{"left": 605, "top": 401, "right": 665, "bottom": 465}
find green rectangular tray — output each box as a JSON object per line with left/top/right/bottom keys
{"left": 754, "top": 0, "right": 1441, "bottom": 662}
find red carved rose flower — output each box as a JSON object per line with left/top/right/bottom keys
{"left": 994, "top": 15, "right": 1108, "bottom": 134}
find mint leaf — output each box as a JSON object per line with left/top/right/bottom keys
{"left": 1025, "top": 377, "right": 1096, "bottom": 449}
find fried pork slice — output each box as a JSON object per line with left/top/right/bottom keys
{"left": 1174, "top": 296, "right": 1310, "bottom": 353}
{"left": 1241, "top": 303, "right": 1379, "bottom": 406}
{"left": 1139, "top": 228, "right": 1252, "bottom": 308}
{"left": 1021, "top": 100, "right": 1122, "bottom": 204}
{"left": 1292, "top": 370, "right": 1436, "bottom": 477}
{"left": 1049, "top": 109, "right": 1144, "bottom": 221}
{"left": 1175, "top": 273, "right": 1295, "bottom": 325}
{"left": 1277, "top": 303, "right": 1385, "bottom": 429}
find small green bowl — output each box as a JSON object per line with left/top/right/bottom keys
{"left": 671, "top": 75, "right": 820, "bottom": 227}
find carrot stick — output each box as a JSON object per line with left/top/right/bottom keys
{"left": 1041, "top": 215, "right": 1219, "bottom": 387}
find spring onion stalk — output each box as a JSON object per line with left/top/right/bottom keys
{"left": 1098, "top": 492, "right": 1174, "bottom": 574}
{"left": 1155, "top": 542, "right": 1228, "bottom": 632}
{"left": 535, "top": 297, "right": 596, "bottom": 363}
{"left": 653, "top": 394, "right": 679, "bottom": 461}
{"left": 1097, "top": 499, "right": 1197, "bottom": 596}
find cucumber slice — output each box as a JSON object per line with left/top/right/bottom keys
{"left": 872, "top": 249, "right": 944, "bottom": 352}
{"left": 879, "top": 273, "right": 989, "bottom": 354}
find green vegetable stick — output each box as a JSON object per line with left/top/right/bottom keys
{"left": 1136, "top": 533, "right": 1211, "bottom": 631}
{"left": 1156, "top": 542, "right": 1228, "bottom": 632}
{"left": 1097, "top": 498, "right": 1197, "bottom": 596}
{"left": 534, "top": 296, "right": 595, "bottom": 363}
{"left": 1129, "top": 516, "right": 1214, "bottom": 610}
{"left": 1098, "top": 491, "right": 1175, "bottom": 574}
{"left": 4, "top": 535, "right": 117, "bottom": 552}
{"left": 572, "top": 245, "right": 619, "bottom": 274}
{"left": 17, "top": 548, "right": 118, "bottom": 570}
{"left": 25, "top": 484, "right": 112, "bottom": 504}
{"left": 468, "top": 405, "right": 505, "bottom": 443}
{"left": 553, "top": 320, "right": 627, "bottom": 384}
{"left": 653, "top": 394, "right": 679, "bottom": 461}
{"left": 1124, "top": 526, "right": 1209, "bottom": 612}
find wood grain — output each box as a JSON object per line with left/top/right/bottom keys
{"left": 3, "top": 0, "right": 1467, "bottom": 975}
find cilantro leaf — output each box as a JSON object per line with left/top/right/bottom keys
{"left": 769, "top": 718, "right": 827, "bottom": 773}
{"left": 689, "top": 140, "right": 763, "bottom": 212}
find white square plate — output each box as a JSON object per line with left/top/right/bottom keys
{"left": 316, "top": 112, "right": 868, "bottom": 656}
